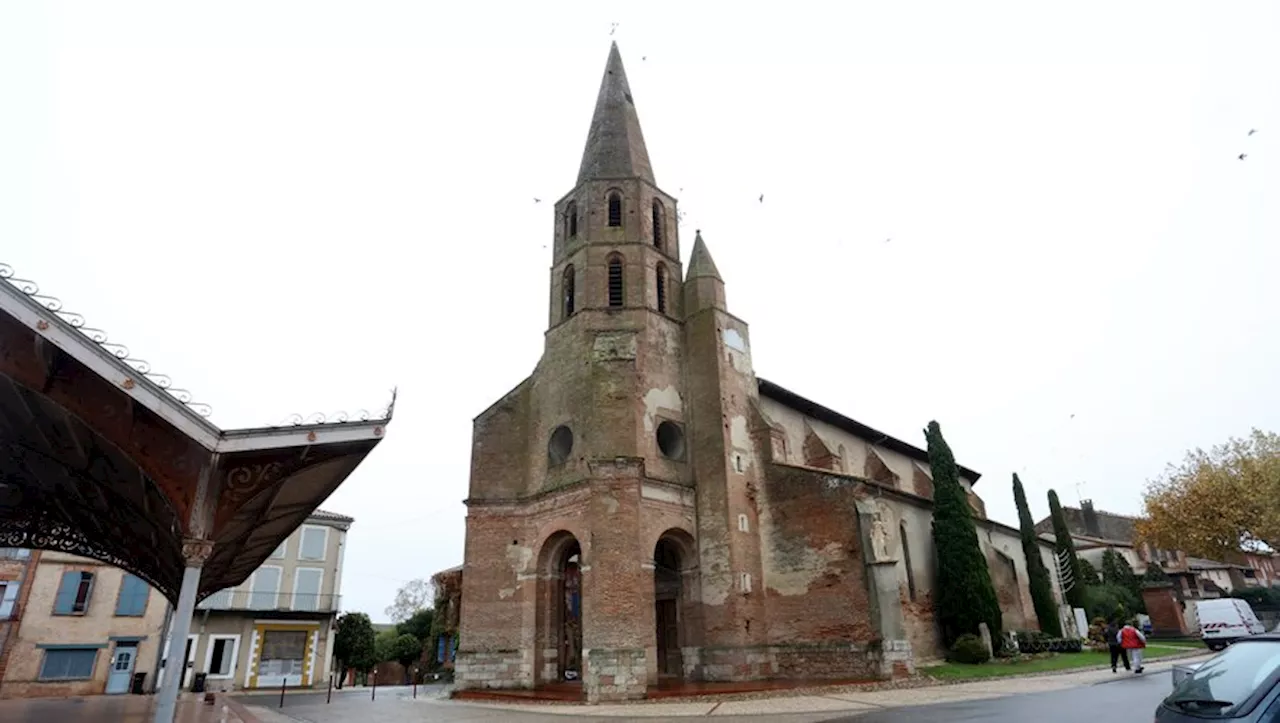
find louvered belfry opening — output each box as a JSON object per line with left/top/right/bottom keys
{"left": 607, "top": 193, "right": 622, "bottom": 227}
{"left": 607, "top": 255, "right": 624, "bottom": 307}
{"left": 655, "top": 263, "right": 667, "bottom": 313}
{"left": 652, "top": 200, "right": 663, "bottom": 248}
{"left": 562, "top": 265, "right": 576, "bottom": 319}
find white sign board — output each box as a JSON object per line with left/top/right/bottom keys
{"left": 1073, "top": 608, "right": 1090, "bottom": 641}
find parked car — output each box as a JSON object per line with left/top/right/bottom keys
{"left": 1198, "top": 598, "right": 1267, "bottom": 651}
{"left": 1155, "top": 634, "right": 1280, "bottom": 721}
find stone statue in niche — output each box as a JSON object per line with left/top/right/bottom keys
{"left": 870, "top": 510, "right": 891, "bottom": 562}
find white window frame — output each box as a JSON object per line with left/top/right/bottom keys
{"left": 203, "top": 634, "right": 241, "bottom": 679}
{"left": 249, "top": 566, "right": 283, "bottom": 610}
{"left": 737, "top": 514, "right": 750, "bottom": 533}
{"left": 298, "top": 526, "right": 328, "bottom": 562}
{"left": 291, "top": 567, "right": 325, "bottom": 612}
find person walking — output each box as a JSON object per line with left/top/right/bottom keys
{"left": 1120, "top": 619, "right": 1148, "bottom": 673}
{"left": 1107, "top": 619, "right": 1131, "bottom": 673}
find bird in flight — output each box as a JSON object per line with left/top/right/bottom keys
{"left": 1239, "top": 154, "right": 1248, "bottom": 161}
{"left": 610, "top": 22, "right": 618, "bottom": 36}
{"left": 533, "top": 198, "right": 542, "bottom": 203}
{"left": 642, "top": 56, "right": 647, "bottom": 61}
{"left": 758, "top": 194, "right": 764, "bottom": 203}
{"left": 885, "top": 238, "right": 892, "bottom": 243}
{"left": 1249, "top": 129, "right": 1258, "bottom": 136}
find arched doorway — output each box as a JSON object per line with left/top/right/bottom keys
{"left": 559, "top": 540, "right": 583, "bottom": 681}
{"left": 653, "top": 536, "right": 684, "bottom": 678}
{"left": 535, "top": 531, "right": 583, "bottom": 685}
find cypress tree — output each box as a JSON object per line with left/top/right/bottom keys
{"left": 926, "top": 421, "right": 1002, "bottom": 646}
{"left": 1012, "top": 474, "right": 1062, "bottom": 636}
{"left": 1048, "top": 489, "right": 1086, "bottom": 608}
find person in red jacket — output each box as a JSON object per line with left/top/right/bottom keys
{"left": 1120, "top": 619, "right": 1148, "bottom": 673}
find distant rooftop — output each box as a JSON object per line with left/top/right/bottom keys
{"left": 310, "top": 509, "right": 354, "bottom": 523}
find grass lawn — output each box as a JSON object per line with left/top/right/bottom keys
{"left": 923, "top": 643, "right": 1204, "bottom": 680}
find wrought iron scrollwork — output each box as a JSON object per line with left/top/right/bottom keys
{"left": 1, "top": 261, "right": 214, "bottom": 418}
{"left": 268, "top": 388, "right": 397, "bottom": 428}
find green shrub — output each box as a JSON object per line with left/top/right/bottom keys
{"left": 948, "top": 633, "right": 992, "bottom": 664}
{"left": 1230, "top": 587, "right": 1280, "bottom": 608}
{"left": 1081, "top": 583, "right": 1140, "bottom": 622}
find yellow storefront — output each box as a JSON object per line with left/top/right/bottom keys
{"left": 243, "top": 621, "right": 322, "bottom": 689}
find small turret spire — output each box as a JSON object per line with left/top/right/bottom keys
{"left": 577, "top": 42, "right": 654, "bottom": 185}
{"left": 686, "top": 230, "right": 722, "bottom": 281}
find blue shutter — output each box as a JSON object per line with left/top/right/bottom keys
{"left": 53, "top": 571, "right": 79, "bottom": 614}
{"left": 116, "top": 575, "right": 148, "bottom": 616}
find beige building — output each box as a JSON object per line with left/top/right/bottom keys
{"left": 0, "top": 510, "right": 352, "bottom": 699}
{"left": 179, "top": 509, "right": 352, "bottom": 692}
{"left": 0, "top": 549, "right": 169, "bottom": 699}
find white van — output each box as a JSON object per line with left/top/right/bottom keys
{"left": 1195, "top": 598, "right": 1266, "bottom": 650}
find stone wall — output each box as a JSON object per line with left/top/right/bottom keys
{"left": 453, "top": 649, "right": 530, "bottom": 690}
{"left": 584, "top": 648, "right": 646, "bottom": 703}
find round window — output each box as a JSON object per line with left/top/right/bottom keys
{"left": 548, "top": 425, "right": 574, "bottom": 465}
{"left": 656, "top": 421, "right": 686, "bottom": 461}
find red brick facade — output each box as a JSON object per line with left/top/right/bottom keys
{"left": 455, "top": 43, "right": 1045, "bottom": 703}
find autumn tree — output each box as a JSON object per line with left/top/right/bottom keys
{"left": 1137, "top": 429, "right": 1280, "bottom": 558}
{"left": 385, "top": 578, "right": 434, "bottom": 624}
{"left": 926, "top": 421, "right": 1002, "bottom": 646}
{"left": 1048, "top": 489, "right": 1086, "bottom": 608}
{"left": 1012, "top": 473, "right": 1061, "bottom": 636}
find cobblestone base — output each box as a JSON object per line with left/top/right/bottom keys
{"left": 454, "top": 649, "right": 532, "bottom": 690}
{"left": 585, "top": 648, "right": 646, "bottom": 703}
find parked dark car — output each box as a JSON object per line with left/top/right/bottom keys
{"left": 1156, "top": 634, "right": 1280, "bottom": 721}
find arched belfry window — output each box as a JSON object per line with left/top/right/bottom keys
{"left": 652, "top": 200, "right": 664, "bottom": 248}
{"left": 607, "top": 254, "right": 624, "bottom": 307}
{"left": 563, "top": 265, "right": 576, "bottom": 319}
{"left": 607, "top": 193, "right": 622, "bottom": 227}
{"left": 565, "top": 202, "right": 578, "bottom": 238}
{"left": 655, "top": 263, "right": 668, "bottom": 314}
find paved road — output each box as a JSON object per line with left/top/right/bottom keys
{"left": 827, "top": 671, "right": 1172, "bottom": 722}
{"left": 234, "top": 670, "right": 1175, "bottom": 723}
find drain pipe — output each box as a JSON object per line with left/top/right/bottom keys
{"left": 151, "top": 601, "right": 174, "bottom": 693}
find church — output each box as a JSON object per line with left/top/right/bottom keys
{"left": 455, "top": 43, "right": 1063, "bottom": 703}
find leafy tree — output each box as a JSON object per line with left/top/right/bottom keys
{"left": 1137, "top": 429, "right": 1280, "bottom": 558}
{"left": 1012, "top": 474, "right": 1061, "bottom": 636}
{"left": 1230, "top": 586, "right": 1280, "bottom": 608}
{"left": 1100, "top": 548, "right": 1144, "bottom": 612}
{"left": 1078, "top": 558, "right": 1101, "bottom": 586}
{"left": 333, "top": 612, "right": 377, "bottom": 688}
{"left": 396, "top": 608, "right": 434, "bottom": 644}
{"left": 385, "top": 578, "right": 434, "bottom": 623}
{"left": 1048, "top": 489, "right": 1086, "bottom": 608}
{"left": 926, "top": 420, "right": 1002, "bottom": 646}
{"left": 390, "top": 633, "right": 424, "bottom": 683}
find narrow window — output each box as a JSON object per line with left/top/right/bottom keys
{"left": 607, "top": 255, "right": 624, "bottom": 307}
{"left": 562, "top": 265, "right": 576, "bottom": 318}
{"left": 115, "top": 574, "right": 149, "bottom": 617}
{"left": 565, "top": 202, "right": 578, "bottom": 238}
{"left": 53, "top": 571, "right": 94, "bottom": 615}
{"left": 607, "top": 193, "right": 622, "bottom": 227}
{"left": 299, "top": 526, "right": 327, "bottom": 561}
{"left": 900, "top": 522, "right": 916, "bottom": 601}
{"left": 655, "top": 263, "right": 667, "bottom": 313}
{"left": 652, "top": 200, "right": 663, "bottom": 248}
{"left": 738, "top": 514, "right": 750, "bottom": 533}
{"left": 740, "top": 572, "right": 752, "bottom": 593}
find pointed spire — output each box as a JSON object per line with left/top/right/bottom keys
{"left": 686, "top": 230, "right": 722, "bottom": 280}
{"left": 577, "top": 42, "right": 654, "bottom": 185}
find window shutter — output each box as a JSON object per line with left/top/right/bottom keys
{"left": 116, "top": 575, "right": 148, "bottom": 616}
{"left": 54, "top": 571, "right": 79, "bottom": 614}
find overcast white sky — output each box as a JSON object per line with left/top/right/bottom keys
{"left": 3, "top": 2, "right": 1277, "bottom": 621}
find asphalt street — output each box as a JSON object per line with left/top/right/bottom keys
{"left": 230, "top": 669, "right": 1176, "bottom": 723}
{"left": 825, "top": 670, "right": 1172, "bottom": 722}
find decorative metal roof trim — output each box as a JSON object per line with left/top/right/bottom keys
{"left": 2, "top": 262, "right": 395, "bottom": 450}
